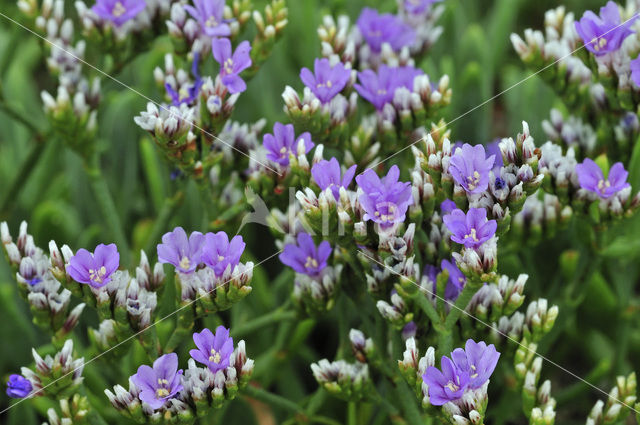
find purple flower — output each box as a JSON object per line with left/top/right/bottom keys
{"left": 183, "top": 0, "right": 230, "bottom": 37}
{"left": 131, "top": 353, "right": 183, "bottom": 410}
{"left": 440, "top": 199, "right": 457, "bottom": 214}
{"left": 201, "top": 232, "right": 245, "bottom": 276}
{"left": 91, "top": 0, "right": 146, "bottom": 26}
{"left": 404, "top": 0, "right": 441, "bottom": 15}
{"left": 443, "top": 208, "right": 497, "bottom": 249}
{"left": 356, "top": 8, "right": 415, "bottom": 52}
{"left": 631, "top": 56, "right": 640, "bottom": 87}
{"left": 6, "top": 374, "right": 32, "bottom": 398}
{"left": 449, "top": 143, "right": 495, "bottom": 194}
{"left": 263, "top": 122, "right": 314, "bottom": 166}
{"left": 157, "top": 227, "right": 205, "bottom": 274}
{"left": 441, "top": 259, "right": 465, "bottom": 300}
{"left": 311, "top": 157, "right": 357, "bottom": 200}
{"left": 190, "top": 326, "right": 234, "bottom": 373}
{"left": 486, "top": 140, "right": 503, "bottom": 170}
{"left": 423, "top": 356, "right": 470, "bottom": 405}
{"left": 450, "top": 339, "right": 500, "bottom": 389}
{"left": 402, "top": 321, "right": 417, "bottom": 340}
{"left": 66, "top": 243, "right": 119, "bottom": 288}
{"left": 279, "top": 232, "right": 331, "bottom": 276}
{"left": 355, "top": 65, "right": 423, "bottom": 110}
{"left": 300, "top": 58, "right": 351, "bottom": 104}
{"left": 575, "top": 158, "right": 630, "bottom": 199}
{"left": 355, "top": 165, "right": 414, "bottom": 227}
{"left": 166, "top": 54, "right": 202, "bottom": 106}
{"left": 574, "top": 1, "right": 636, "bottom": 56}
{"left": 212, "top": 38, "right": 252, "bottom": 94}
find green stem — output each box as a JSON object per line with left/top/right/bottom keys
{"left": 0, "top": 142, "right": 46, "bottom": 217}
{"left": 143, "top": 191, "right": 185, "bottom": 255}
{"left": 244, "top": 385, "right": 304, "bottom": 415}
{"left": 0, "top": 100, "right": 44, "bottom": 136}
{"left": 347, "top": 402, "right": 357, "bottom": 425}
{"left": 411, "top": 290, "right": 440, "bottom": 325}
{"left": 84, "top": 154, "right": 132, "bottom": 267}
{"left": 233, "top": 307, "right": 296, "bottom": 338}
{"left": 393, "top": 380, "right": 424, "bottom": 425}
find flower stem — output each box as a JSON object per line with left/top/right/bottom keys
{"left": 84, "top": 154, "right": 132, "bottom": 267}
{"left": 232, "top": 306, "right": 296, "bottom": 338}
{"left": 243, "top": 385, "right": 304, "bottom": 415}
{"left": 0, "top": 141, "right": 46, "bottom": 218}
{"left": 393, "top": 380, "right": 424, "bottom": 425}
{"left": 347, "top": 402, "right": 357, "bottom": 425}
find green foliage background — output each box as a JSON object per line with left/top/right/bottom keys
{"left": 2, "top": 0, "right": 639, "bottom": 424}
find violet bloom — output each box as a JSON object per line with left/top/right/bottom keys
{"left": 486, "top": 140, "right": 503, "bottom": 171}
{"left": 440, "top": 199, "right": 457, "bottom": 215}
{"left": 166, "top": 54, "right": 202, "bottom": 106}
{"left": 263, "top": 122, "right": 314, "bottom": 166}
{"left": 300, "top": 58, "right": 351, "bottom": 104}
{"left": 183, "top": 0, "right": 230, "bottom": 37}
{"left": 212, "top": 38, "right": 252, "bottom": 94}
{"left": 201, "top": 232, "right": 245, "bottom": 276}
{"left": 355, "top": 65, "right": 423, "bottom": 110}
{"left": 441, "top": 259, "right": 465, "bottom": 300}
{"left": 190, "top": 326, "right": 234, "bottom": 373}
{"left": 311, "top": 157, "right": 357, "bottom": 200}
{"left": 574, "top": 1, "right": 636, "bottom": 56}
{"left": 66, "top": 243, "right": 119, "bottom": 289}
{"left": 451, "top": 339, "right": 500, "bottom": 389}
{"left": 356, "top": 8, "right": 415, "bottom": 52}
{"left": 6, "top": 374, "right": 32, "bottom": 398}
{"left": 631, "top": 56, "right": 640, "bottom": 87}
{"left": 131, "top": 353, "right": 183, "bottom": 410}
{"left": 91, "top": 0, "right": 146, "bottom": 26}
{"left": 157, "top": 227, "right": 205, "bottom": 274}
{"left": 443, "top": 208, "right": 497, "bottom": 249}
{"left": 355, "top": 165, "right": 414, "bottom": 227}
{"left": 404, "top": 0, "right": 441, "bottom": 15}
{"left": 279, "top": 232, "right": 331, "bottom": 276}
{"left": 423, "top": 356, "right": 470, "bottom": 406}
{"left": 575, "top": 158, "right": 630, "bottom": 199}
{"left": 449, "top": 143, "right": 495, "bottom": 194}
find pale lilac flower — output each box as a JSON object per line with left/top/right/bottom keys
{"left": 486, "top": 140, "right": 503, "bottom": 170}
{"left": 263, "top": 122, "right": 314, "bottom": 166}
{"left": 404, "top": 0, "right": 441, "bottom": 15}
{"left": 201, "top": 232, "right": 245, "bottom": 276}
{"left": 423, "top": 356, "right": 470, "bottom": 405}
{"left": 279, "top": 232, "right": 331, "bottom": 276}
{"left": 357, "top": 8, "right": 415, "bottom": 52}
{"left": 311, "top": 157, "right": 357, "bottom": 199}
{"left": 300, "top": 59, "right": 351, "bottom": 104}
{"left": 449, "top": 143, "right": 495, "bottom": 194}
{"left": 440, "top": 199, "right": 457, "bottom": 214}
{"left": 355, "top": 65, "right": 423, "bottom": 110}
{"left": 441, "top": 259, "right": 465, "bottom": 300}
{"left": 166, "top": 54, "right": 202, "bottom": 106}
{"left": 575, "top": 158, "right": 630, "bottom": 199}
{"left": 630, "top": 56, "right": 640, "bottom": 87}
{"left": 183, "top": 0, "right": 230, "bottom": 37}
{"left": 157, "top": 227, "right": 205, "bottom": 274}
{"left": 212, "top": 38, "right": 252, "bottom": 94}
{"left": 6, "top": 374, "right": 32, "bottom": 398}
{"left": 450, "top": 339, "right": 500, "bottom": 389}
{"left": 190, "top": 326, "right": 234, "bottom": 373}
{"left": 574, "top": 1, "right": 637, "bottom": 56}
{"left": 92, "top": 0, "right": 146, "bottom": 26}
{"left": 131, "top": 353, "right": 183, "bottom": 410}
{"left": 443, "top": 208, "right": 497, "bottom": 249}
{"left": 66, "top": 243, "right": 119, "bottom": 288}
{"left": 356, "top": 165, "right": 414, "bottom": 227}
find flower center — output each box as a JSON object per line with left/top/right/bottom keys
{"left": 464, "top": 228, "right": 479, "bottom": 242}
{"left": 597, "top": 179, "right": 611, "bottom": 194}
{"left": 217, "top": 255, "right": 225, "bottom": 262}
{"left": 279, "top": 146, "right": 288, "bottom": 157}
{"left": 178, "top": 87, "right": 190, "bottom": 101}
{"left": 112, "top": 1, "right": 126, "bottom": 17}
{"left": 305, "top": 256, "right": 318, "bottom": 269}
{"left": 445, "top": 381, "right": 459, "bottom": 392}
{"left": 179, "top": 256, "right": 191, "bottom": 271}
{"left": 155, "top": 378, "right": 170, "bottom": 398}
{"left": 224, "top": 58, "right": 234, "bottom": 75}
{"left": 467, "top": 170, "right": 481, "bottom": 190}
{"left": 470, "top": 364, "right": 479, "bottom": 379}
{"left": 317, "top": 80, "right": 333, "bottom": 89}
{"left": 377, "top": 89, "right": 387, "bottom": 95}
{"left": 206, "top": 15, "right": 218, "bottom": 28}
{"left": 209, "top": 348, "right": 222, "bottom": 363}
{"left": 89, "top": 266, "right": 107, "bottom": 283}
{"left": 591, "top": 37, "right": 607, "bottom": 52}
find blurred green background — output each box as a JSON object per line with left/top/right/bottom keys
{"left": 3, "top": 0, "right": 633, "bottom": 424}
